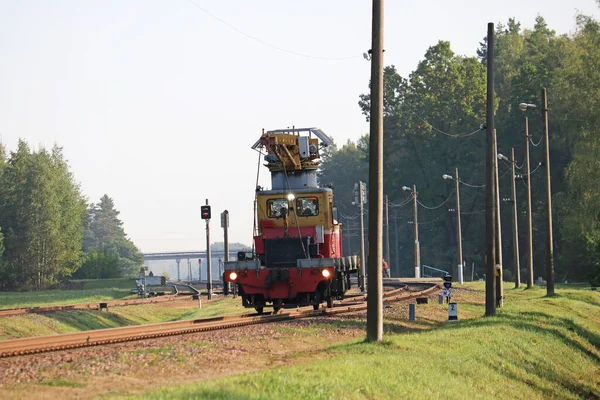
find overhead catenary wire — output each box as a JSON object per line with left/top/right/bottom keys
{"left": 186, "top": 0, "right": 361, "bottom": 61}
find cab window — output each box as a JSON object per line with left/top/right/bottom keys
{"left": 267, "top": 198, "right": 288, "bottom": 218}
{"left": 296, "top": 197, "right": 319, "bottom": 217}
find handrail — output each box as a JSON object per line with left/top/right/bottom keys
{"left": 421, "top": 265, "right": 449, "bottom": 278}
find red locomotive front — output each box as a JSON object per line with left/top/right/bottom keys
{"left": 224, "top": 128, "right": 358, "bottom": 313}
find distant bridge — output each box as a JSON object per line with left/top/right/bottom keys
{"left": 142, "top": 250, "right": 246, "bottom": 281}
{"left": 143, "top": 251, "right": 236, "bottom": 261}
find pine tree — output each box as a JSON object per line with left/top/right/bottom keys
{"left": 80, "top": 194, "right": 143, "bottom": 278}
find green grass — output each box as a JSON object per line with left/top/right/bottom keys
{"left": 0, "top": 278, "right": 136, "bottom": 309}
{"left": 0, "top": 297, "right": 245, "bottom": 340}
{"left": 38, "top": 378, "right": 85, "bottom": 388}
{"left": 143, "top": 284, "right": 600, "bottom": 400}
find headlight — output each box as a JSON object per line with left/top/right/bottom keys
{"left": 322, "top": 269, "right": 331, "bottom": 278}
{"left": 229, "top": 272, "right": 238, "bottom": 281}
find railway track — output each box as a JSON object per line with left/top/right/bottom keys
{"left": 0, "top": 282, "right": 201, "bottom": 318}
{"left": 0, "top": 282, "right": 439, "bottom": 358}
{"left": 0, "top": 295, "right": 184, "bottom": 317}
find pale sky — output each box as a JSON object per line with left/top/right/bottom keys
{"left": 0, "top": 0, "right": 597, "bottom": 253}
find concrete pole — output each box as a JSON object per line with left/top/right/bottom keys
{"left": 198, "top": 259, "right": 202, "bottom": 282}
{"left": 455, "top": 168, "right": 464, "bottom": 284}
{"left": 222, "top": 210, "right": 229, "bottom": 292}
{"left": 345, "top": 215, "right": 352, "bottom": 256}
{"left": 394, "top": 209, "right": 399, "bottom": 277}
{"left": 494, "top": 129, "right": 504, "bottom": 307}
{"left": 525, "top": 118, "right": 534, "bottom": 289}
{"left": 385, "top": 195, "right": 391, "bottom": 275}
{"left": 205, "top": 199, "right": 212, "bottom": 300}
{"left": 176, "top": 258, "right": 181, "bottom": 281}
{"left": 511, "top": 148, "right": 521, "bottom": 288}
{"left": 413, "top": 184, "right": 421, "bottom": 278}
{"left": 485, "top": 22, "right": 497, "bottom": 316}
{"left": 359, "top": 181, "right": 366, "bottom": 293}
{"left": 366, "top": 0, "right": 384, "bottom": 343}
{"left": 542, "top": 88, "right": 555, "bottom": 296}
{"left": 223, "top": 210, "right": 229, "bottom": 263}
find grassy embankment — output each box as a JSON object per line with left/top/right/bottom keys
{"left": 0, "top": 279, "right": 244, "bottom": 339}
{"left": 0, "top": 278, "right": 136, "bottom": 309}
{"left": 146, "top": 283, "right": 600, "bottom": 400}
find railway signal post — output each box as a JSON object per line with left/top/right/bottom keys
{"left": 221, "top": 210, "right": 230, "bottom": 294}
{"left": 201, "top": 200, "right": 213, "bottom": 300}
{"left": 442, "top": 274, "right": 453, "bottom": 302}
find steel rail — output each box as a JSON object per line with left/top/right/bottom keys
{"left": 0, "top": 284, "right": 201, "bottom": 317}
{"left": 0, "top": 283, "right": 438, "bottom": 358}
{"left": 0, "top": 295, "right": 184, "bottom": 317}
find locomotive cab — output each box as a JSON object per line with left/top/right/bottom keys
{"left": 223, "top": 128, "right": 358, "bottom": 313}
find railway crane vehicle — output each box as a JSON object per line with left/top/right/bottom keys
{"left": 224, "top": 127, "right": 359, "bottom": 313}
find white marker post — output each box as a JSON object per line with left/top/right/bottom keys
{"left": 448, "top": 302, "right": 458, "bottom": 321}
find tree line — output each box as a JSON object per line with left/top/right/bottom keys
{"left": 319, "top": 13, "right": 600, "bottom": 282}
{"left": 0, "top": 140, "right": 143, "bottom": 290}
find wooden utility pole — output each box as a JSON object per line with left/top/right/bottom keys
{"left": 510, "top": 148, "right": 521, "bottom": 288}
{"left": 366, "top": 0, "right": 384, "bottom": 342}
{"left": 455, "top": 168, "right": 463, "bottom": 284}
{"left": 412, "top": 185, "right": 421, "bottom": 278}
{"left": 385, "top": 195, "right": 391, "bottom": 274}
{"left": 485, "top": 22, "right": 497, "bottom": 316}
{"left": 542, "top": 88, "right": 555, "bottom": 296}
{"left": 525, "top": 117, "right": 534, "bottom": 289}
{"left": 494, "top": 130, "right": 504, "bottom": 307}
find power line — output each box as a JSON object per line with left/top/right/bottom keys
{"left": 389, "top": 196, "right": 413, "bottom": 208}
{"left": 530, "top": 135, "right": 544, "bottom": 147}
{"left": 521, "top": 162, "right": 543, "bottom": 176}
{"left": 416, "top": 189, "right": 455, "bottom": 210}
{"left": 408, "top": 107, "right": 484, "bottom": 138}
{"left": 418, "top": 216, "right": 441, "bottom": 225}
{"left": 340, "top": 211, "right": 360, "bottom": 220}
{"left": 459, "top": 179, "right": 485, "bottom": 188}
{"left": 461, "top": 209, "right": 486, "bottom": 215}
{"left": 186, "top": 0, "right": 362, "bottom": 61}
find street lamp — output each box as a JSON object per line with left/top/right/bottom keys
{"left": 442, "top": 169, "right": 463, "bottom": 284}
{"left": 519, "top": 103, "right": 538, "bottom": 112}
{"left": 519, "top": 88, "right": 555, "bottom": 296}
{"left": 402, "top": 185, "right": 420, "bottom": 278}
